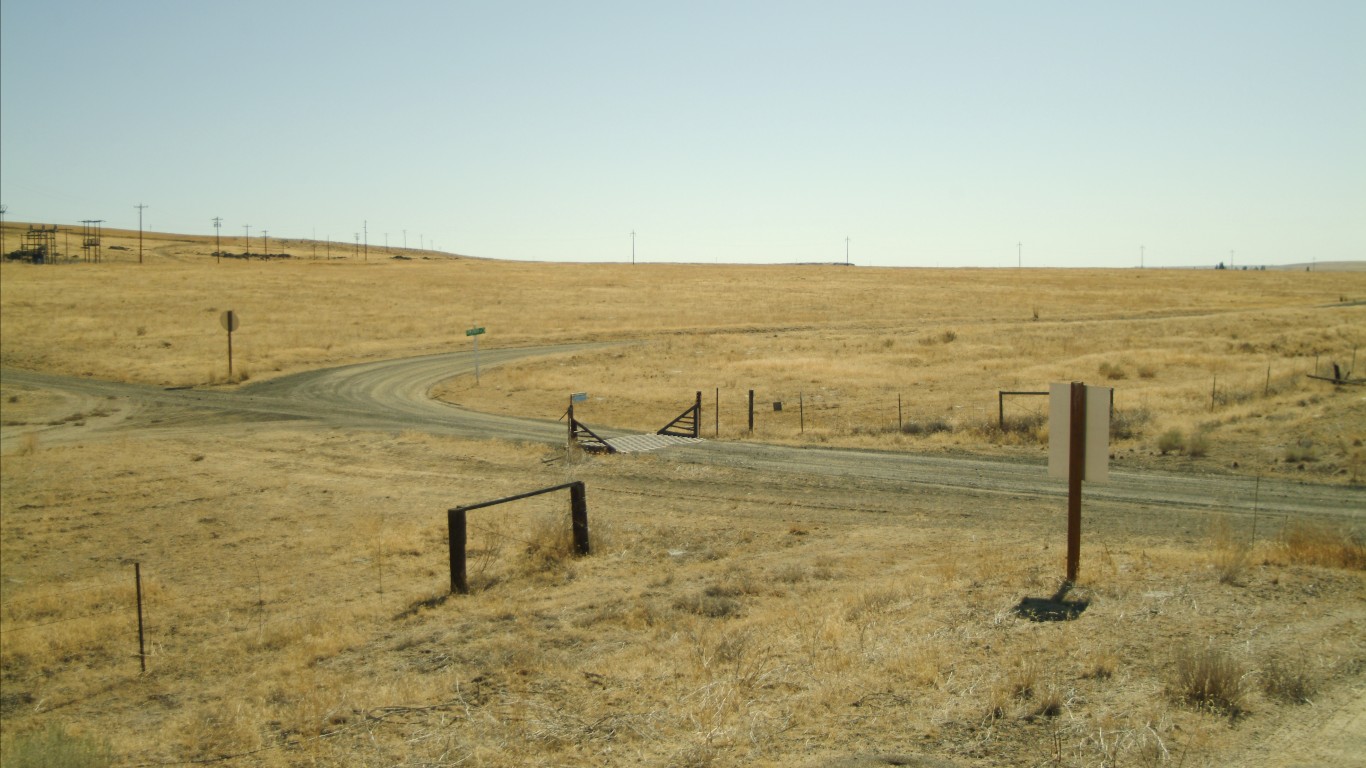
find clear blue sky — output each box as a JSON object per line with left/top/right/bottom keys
{"left": 2, "top": 1, "right": 1363, "bottom": 267}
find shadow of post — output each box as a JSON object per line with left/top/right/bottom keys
{"left": 1014, "top": 581, "right": 1089, "bottom": 622}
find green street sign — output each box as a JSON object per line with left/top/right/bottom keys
{"left": 466, "top": 327, "right": 485, "bottom": 336}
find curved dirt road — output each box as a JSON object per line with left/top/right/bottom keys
{"left": 2, "top": 344, "right": 1361, "bottom": 523}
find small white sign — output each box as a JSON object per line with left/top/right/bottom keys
{"left": 1048, "top": 383, "right": 1111, "bottom": 484}
{"left": 571, "top": 392, "right": 589, "bottom": 403}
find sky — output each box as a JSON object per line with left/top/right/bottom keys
{"left": 2, "top": 1, "right": 1363, "bottom": 268}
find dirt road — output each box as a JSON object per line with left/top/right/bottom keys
{"left": 3, "top": 344, "right": 1360, "bottom": 527}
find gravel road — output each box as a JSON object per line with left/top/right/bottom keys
{"left": 3, "top": 344, "right": 1360, "bottom": 522}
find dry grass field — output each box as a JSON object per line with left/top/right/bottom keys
{"left": 1, "top": 224, "right": 1364, "bottom": 766}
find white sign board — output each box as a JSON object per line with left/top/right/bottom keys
{"left": 1048, "top": 383, "right": 1111, "bottom": 484}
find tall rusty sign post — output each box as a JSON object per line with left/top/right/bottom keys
{"left": 1048, "top": 381, "right": 1111, "bottom": 583}
{"left": 220, "top": 310, "right": 240, "bottom": 380}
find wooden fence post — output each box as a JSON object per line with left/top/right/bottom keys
{"left": 448, "top": 509, "right": 468, "bottom": 594}
{"left": 570, "top": 482, "right": 590, "bottom": 555}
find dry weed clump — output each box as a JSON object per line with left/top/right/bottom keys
{"left": 1278, "top": 521, "right": 1366, "bottom": 570}
{"left": 1208, "top": 519, "right": 1254, "bottom": 585}
{"left": 1260, "top": 654, "right": 1320, "bottom": 704}
{"left": 1169, "top": 644, "right": 1251, "bottom": 716}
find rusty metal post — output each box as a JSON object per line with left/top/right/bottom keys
{"left": 1066, "top": 382, "right": 1086, "bottom": 583}
{"left": 567, "top": 401, "right": 575, "bottom": 452}
{"left": 134, "top": 562, "right": 146, "bottom": 674}
{"left": 569, "top": 482, "right": 590, "bottom": 555}
{"left": 448, "top": 509, "right": 468, "bottom": 594}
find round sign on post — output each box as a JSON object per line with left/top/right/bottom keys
{"left": 220, "top": 311, "right": 240, "bottom": 380}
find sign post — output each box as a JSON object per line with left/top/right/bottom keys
{"left": 219, "top": 310, "right": 240, "bottom": 380}
{"left": 1048, "top": 381, "right": 1111, "bottom": 583}
{"left": 465, "top": 326, "right": 485, "bottom": 384}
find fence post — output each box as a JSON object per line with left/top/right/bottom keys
{"left": 694, "top": 391, "right": 702, "bottom": 439}
{"left": 898, "top": 393, "right": 903, "bottom": 431}
{"left": 748, "top": 389, "right": 755, "bottom": 433}
{"left": 570, "top": 482, "right": 590, "bottom": 555}
{"left": 134, "top": 562, "right": 147, "bottom": 674}
{"left": 999, "top": 391, "right": 1005, "bottom": 429}
{"left": 1066, "top": 382, "right": 1086, "bottom": 583}
{"left": 800, "top": 392, "right": 805, "bottom": 433}
{"left": 448, "top": 509, "right": 468, "bottom": 594}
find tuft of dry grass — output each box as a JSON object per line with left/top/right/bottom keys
{"left": 1209, "top": 518, "right": 1254, "bottom": 585}
{"left": 1261, "top": 654, "right": 1319, "bottom": 704}
{"left": 1279, "top": 521, "right": 1366, "bottom": 570}
{"left": 1170, "top": 644, "right": 1251, "bottom": 716}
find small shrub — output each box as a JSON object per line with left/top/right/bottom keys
{"left": 1137, "top": 364, "right": 1158, "bottom": 379}
{"left": 900, "top": 418, "right": 953, "bottom": 436}
{"left": 1284, "top": 440, "right": 1318, "bottom": 463}
{"left": 2, "top": 723, "right": 113, "bottom": 768}
{"left": 918, "top": 330, "right": 957, "bottom": 346}
{"left": 1262, "top": 655, "right": 1318, "bottom": 703}
{"left": 1157, "top": 429, "right": 1184, "bottom": 455}
{"left": 1110, "top": 407, "right": 1151, "bottom": 440}
{"left": 1186, "top": 430, "right": 1211, "bottom": 458}
{"left": 1098, "top": 361, "right": 1127, "bottom": 380}
{"left": 1171, "top": 645, "right": 1249, "bottom": 716}
{"left": 674, "top": 592, "right": 741, "bottom": 618}
{"left": 999, "top": 412, "right": 1047, "bottom": 436}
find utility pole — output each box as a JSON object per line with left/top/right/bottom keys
{"left": 135, "top": 203, "right": 148, "bottom": 263}
{"left": 1140, "top": 245, "right": 1144, "bottom": 269}
{"left": 243, "top": 225, "right": 251, "bottom": 257}
{"left": 845, "top": 236, "right": 850, "bottom": 265}
{"left": 354, "top": 233, "right": 360, "bottom": 258}
{"left": 403, "top": 229, "right": 407, "bottom": 249}
{"left": 363, "top": 220, "right": 368, "bottom": 261}
{"left": 631, "top": 230, "right": 636, "bottom": 264}
{"left": 1017, "top": 241, "right": 1022, "bottom": 269}
{"left": 262, "top": 230, "right": 269, "bottom": 257}
{"left": 0, "top": 204, "right": 7, "bottom": 256}
{"left": 212, "top": 217, "right": 222, "bottom": 263}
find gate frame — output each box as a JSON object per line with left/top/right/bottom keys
{"left": 657, "top": 391, "right": 702, "bottom": 438}
{"left": 447, "top": 481, "right": 590, "bottom": 594}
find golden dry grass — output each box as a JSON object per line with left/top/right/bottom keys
{"left": 2, "top": 224, "right": 1365, "bottom": 766}
{"left": 4, "top": 224, "right": 1364, "bottom": 482}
